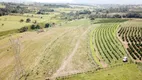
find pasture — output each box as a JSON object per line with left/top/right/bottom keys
{"left": 57, "top": 63, "right": 142, "bottom": 80}
{"left": 0, "top": 19, "right": 95, "bottom": 80}
{"left": 0, "top": 13, "right": 61, "bottom": 32}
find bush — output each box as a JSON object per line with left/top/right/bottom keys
{"left": 20, "top": 19, "right": 24, "bottom": 22}
{"left": 36, "top": 25, "right": 41, "bottom": 29}
{"left": 34, "top": 20, "right": 37, "bottom": 24}
{"left": 1, "top": 24, "right": 4, "bottom": 26}
{"left": 113, "top": 14, "right": 121, "bottom": 18}
{"left": 45, "top": 23, "right": 51, "bottom": 28}
{"left": 31, "top": 24, "right": 41, "bottom": 30}
{"left": 26, "top": 18, "right": 31, "bottom": 23}
{"left": 31, "top": 24, "right": 36, "bottom": 29}
{"left": 19, "top": 27, "right": 28, "bottom": 33}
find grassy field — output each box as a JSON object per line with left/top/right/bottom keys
{"left": 0, "top": 4, "right": 5, "bottom": 8}
{"left": 61, "top": 19, "right": 91, "bottom": 27}
{"left": 0, "top": 13, "right": 61, "bottom": 32}
{"left": 57, "top": 63, "right": 142, "bottom": 80}
{"left": 0, "top": 19, "right": 96, "bottom": 80}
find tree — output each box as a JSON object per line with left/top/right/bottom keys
{"left": 89, "top": 15, "right": 95, "bottom": 20}
{"left": 26, "top": 18, "right": 31, "bottom": 23}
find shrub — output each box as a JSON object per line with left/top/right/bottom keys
{"left": 113, "top": 14, "right": 121, "bottom": 18}
{"left": 20, "top": 19, "right": 24, "bottom": 22}
{"left": 26, "top": 18, "right": 31, "bottom": 23}
{"left": 36, "top": 25, "right": 41, "bottom": 29}
{"left": 1, "top": 24, "right": 4, "bottom": 26}
{"left": 31, "top": 24, "right": 36, "bottom": 29}
{"left": 45, "top": 23, "right": 51, "bottom": 28}
{"left": 19, "top": 26, "right": 28, "bottom": 33}
{"left": 34, "top": 20, "right": 37, "bottom": 24}
{"left": 31, "top": 24, "right": 41, "bottom": 30}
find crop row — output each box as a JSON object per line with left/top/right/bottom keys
{"left": 91, "top": 23, "right": 126, "bottom": 65}
{"left": 118, "top": 26, "right": 142, "bottom": 61}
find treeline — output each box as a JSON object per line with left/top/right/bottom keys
{"left": 89, "top": 12, "right": 142, "bottom": 19}
{"left": 60, "top": 10, "right": 91, "bottom": 21}
{"left": 0, "top": 22, "right": 55, "bottom": 37}
{"left": 37, "top": 9, "right": 54, "bottom": 14}
{"left": 0, "top": 8, "right": 9, "bottom": 16}
{"left": 19, "top": 23, "right": 55, "bottom": 33}
{"left": 44, "top": 4, "right": 70, "bottom": 8}
{"left": 0, "top": 3, "right": 30, "bottom": 16}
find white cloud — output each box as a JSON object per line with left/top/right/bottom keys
{"left": 1, "top": 0, "right": 142, "bottom": 4}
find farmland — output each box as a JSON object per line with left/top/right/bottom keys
{"left": 118, "top": 20, "right": 142, "bottom": 62}
{"left": 90, "top": 23, "right": 126, "bottom": 67}
{"left": 0, "top": 2, "right": 142, "bottom": 80}
{"left": 0, "top": 19, "right": 96, "bottom": 80}
{"left": 0, "top": 13, "right": 61, "bottom": 32}
{"left": 57, "top": 63, "right": 142, "bottom": 80}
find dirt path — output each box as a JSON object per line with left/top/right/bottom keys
{"left": 49, "top": 26, "right": 91, "bottom": 80}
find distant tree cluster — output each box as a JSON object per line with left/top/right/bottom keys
{"left": 37, "top": 9, "right": 54, "bottom": 14}
{"left": 60, "top": 10, "right": 91, "bottom": 21}
{"left": 0, "top": 8, "right": 9, "bottom": 16}
{"left": 88, "top": 12, "right": 142, "bottom": 19}
{"left": 124, "top": 13, "right": 142, "bottom": 18}
{"left": 44, "top": 4, "right": 70, "bottom": 8}
{"left": 0, "top": 3, "right": 30, "bottom": 16}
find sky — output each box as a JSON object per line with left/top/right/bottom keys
{"left": 0, "top": 0, "right": 142, "bottom": 4}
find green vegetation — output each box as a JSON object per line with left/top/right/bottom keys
{"left": 93, "top": 18, "right": 128, "bottom": 24}
{"left": 118, "top": 20, "right": 142, "bottom": 62}
{"left": 61, "top": 19, "right": 91, "bottom": 27}
{"left": 90, "top": 23, "right": 126, "bottom": 66}
{"left": 0, "top": 2, "right": 142, "bottom": 80}
{"left": 0, "top": 4, "right": 5, "bottom": 8}
{"left": 57, "top": 63, "right": 142, "bottom": 80}
{"left": 0, "top": 13, "right": 61, "bottom": 31}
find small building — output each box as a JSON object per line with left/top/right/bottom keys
{"left": 123, "top": 56, "right": 128, "bottom": 62}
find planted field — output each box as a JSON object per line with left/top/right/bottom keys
{"left": 118, "top": 20, "right": 142, "bottom": 62}
{"left": 90, "top": 23, "right": 126, "bottom": 67}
